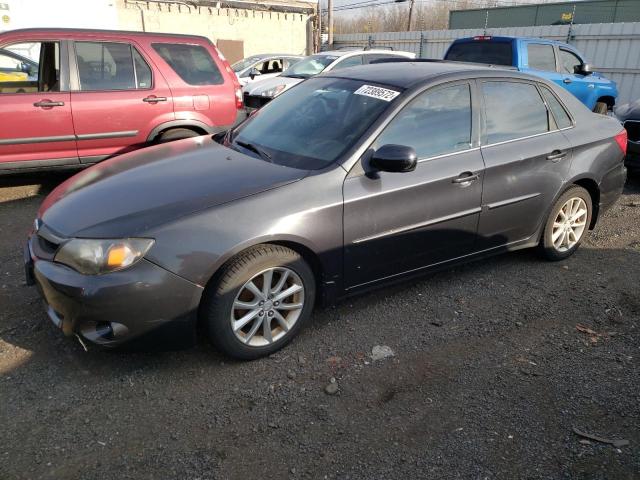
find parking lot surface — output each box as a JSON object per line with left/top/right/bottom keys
{"left": 1, "top": 172, "right": 639, "bottom": 480}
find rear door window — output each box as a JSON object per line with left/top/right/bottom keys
{"left": 445, "top": 41, "right": 513, "bottom": 66}
{"left": 75, "top": 42, "right": 151, "bottom": 91}
{"left": 482, "top": 81, "right": 549, "bottom": 144}
{"left": 152, "top": 43, "right": 223, "bottom": 85}
{"left": 527, "top": 44, "right": 556, "bottom": 71}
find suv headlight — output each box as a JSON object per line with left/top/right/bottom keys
{"left": 262, "top": 84, "right": 287, "bottom": 98}
{"left": 54, "top": 238, "right": 155, "bottom": 275}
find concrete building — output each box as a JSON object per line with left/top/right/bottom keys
{"left": 0, "top": 0, "right": 317, "bottom": 62}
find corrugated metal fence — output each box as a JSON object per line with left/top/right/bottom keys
{"left": 333, "top": 22, "right": 640, "bottom": 105}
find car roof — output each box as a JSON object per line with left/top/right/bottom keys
{"left": 315, "top": 49, "right": 413, "bottom": 58}
{"left": 320, "top": 60, "right": 542, "bottom": 89}
{"left": 0, "top": 28, "right": 211, "bottom": 43}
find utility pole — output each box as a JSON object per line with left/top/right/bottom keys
{"left": 406, "top": 0, "right": 415, "bottom": 32}
{"left": 328, "top": 0, "right": 334, "bottom": 47}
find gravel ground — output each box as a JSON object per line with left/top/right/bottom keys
{"left": 0, "top": 171, "right": 639, "bottom": 480}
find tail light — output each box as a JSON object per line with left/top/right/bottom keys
{"left": 213, "top": 44, "right": 244, "bottom": 109}
{"left": 614, "top": 129, "right": 628, "bottom": 155}
{"left": 235, "top": 87, "right": 244, "bottom": 109}
{"left": 473, "top": 35, "right": 492, "bottom": 41}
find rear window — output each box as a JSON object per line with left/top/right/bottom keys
{"left": 445, "top": 41, "right": 513, "bottom": 66}
{"left": 482, "top": 81, "right": 549, "bottom": 144}
{"left": 152, "top": 43, "right": 223, "bottom": 85}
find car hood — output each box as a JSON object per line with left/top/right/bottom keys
{"left": 39, "top": 136, "right": 307, "bottom": 238}
{"left": 243, "top": 75, "right": 302, "bottom": 95}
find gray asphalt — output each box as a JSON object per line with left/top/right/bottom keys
{"left": 1, "top": 171, "right": 639, "bottom": 480}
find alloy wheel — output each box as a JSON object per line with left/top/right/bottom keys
{"left": 551, "top": 197, "right": 588, "bottom": 252}
{"left": 231, "top": 267, "right": 305, "bottom": 346}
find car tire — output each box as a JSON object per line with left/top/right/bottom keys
{"left": 538, "top": 186, "right": 592, "bottom": 261}
{"left": 202, "top": 244, "right": 316, "bottom": 360}
{"left": 593, "top": 102, "right": 609, "bottom": 115}
{"left": 157, "top": 128, "right": 201, "bottom": 143}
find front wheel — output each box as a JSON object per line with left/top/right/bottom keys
{"left": 538, "top": 186, "right": 592, "bottom": 261}
{"left": 201, "top": 245, "right": 315, "bottom": 360}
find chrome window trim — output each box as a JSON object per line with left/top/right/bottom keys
{"left": 482, "top": 125, "right": 575, "bottom": 149}
{"left": 417, "top": 146, "right": 480, "bottom": 164}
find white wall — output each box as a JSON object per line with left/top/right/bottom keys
{"left": 1, "top": 0, "right": 119, "bottom": 31}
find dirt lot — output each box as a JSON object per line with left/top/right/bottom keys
{"left": 0, "top": 171, "right": 639, "bottom": 480}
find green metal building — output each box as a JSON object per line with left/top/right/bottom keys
{"left": 449, "top": 0, "right": 640, "bottom": 30}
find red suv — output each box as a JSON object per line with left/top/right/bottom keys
{"left": 0, "top": 28, "right": 245, "bottom": 173}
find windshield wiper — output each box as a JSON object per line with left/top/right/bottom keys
{"left": 235, "top": 140, "right": 272, "bottom": 161}
{"left": 283, "top": 74, "right": 308, "bottom": 79}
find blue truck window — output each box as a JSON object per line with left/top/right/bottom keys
{"left": 527, "top": 44, "right": 556, "bottom": 71}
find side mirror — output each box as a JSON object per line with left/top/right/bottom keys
{"left": 370, "top": 144, "right": 417, "bottom": 173}
{"left": 249, "top": 68, "right": 261, "bottom": 80}
{"left": 20, "top": 62, "right": 32, "bottom": 75}
{"left": 576, "top": 63, "right": 593, "bottom": 75}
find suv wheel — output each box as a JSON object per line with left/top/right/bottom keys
{"left": 538, "top": 186, "right": 592, "bottom": 261}
{"left": 202, "top": 245, "right": 315, "bottom": 360}
{"left": 157, "top": 128, "right": 200, "bottom": 143}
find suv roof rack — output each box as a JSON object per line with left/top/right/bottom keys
{"left": 336, "top": 45, "right": 394, "bottom": 51}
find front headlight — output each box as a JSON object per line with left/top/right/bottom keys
{"left": 54, "top": 238, "right": 155, "bottom": 275}
{"left": 262, "top": 84, "right": 287, "bottom": 98}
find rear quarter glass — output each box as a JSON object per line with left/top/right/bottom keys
{"left": 152, "top": 42, "right": 224, "bottom": 85}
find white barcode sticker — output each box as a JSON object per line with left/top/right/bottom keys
{"left": 354, "top": 84, "right": 400, "bottom": 102}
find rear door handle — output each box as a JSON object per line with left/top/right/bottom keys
{"left": 452, "top": 172, "right": 479, "bottom": 184}
{"left": 546, "top": 150, "right": 567, "bottom": 162}
{"left": 143, "top": 96, "right": 167, "bottom": 103}
{"left": 34, "top": 100, "right": 65, "bottom": 108}
{"left": 563, "top": 78, "right": 572, "bottom": 84}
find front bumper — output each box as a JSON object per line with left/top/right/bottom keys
{"left": 26, "top": 237, "right": 204, "bottom": 348}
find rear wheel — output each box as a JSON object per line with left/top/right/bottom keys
{"left": 202, "top": 245, "right": 315, "bottom": 360}
{"left": 593, "top": 101, "right": 608, "bottom": 115}
{"left": 538, "top": 186, "right": 592, "bottom": 261}
{"left": 157, "top": 128, "right": 200, "bottom": 143}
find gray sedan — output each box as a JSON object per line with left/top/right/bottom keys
{"left": 25, "top": 61, "right": 628, "bottom": 359}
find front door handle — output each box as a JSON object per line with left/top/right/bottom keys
{"left": 563, "top": 78, "right": 572, "bottom": 84}
{"left": 34, "top": 100, "right": 65, "bottom": 108}
{"left": 546, "top": 150, "right": 567, "bottom": 162}
{"left": 143, "top": 96, "right": 167, "bottom": 103}
{"left": 452, "top": 172, "right": 479, "bottom": 184}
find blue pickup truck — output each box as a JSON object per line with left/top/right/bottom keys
{"left": 444, "top": 36, "right": 617, "bottom": 114}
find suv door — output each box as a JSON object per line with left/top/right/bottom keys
{"left": 343, "top": 82, "right": 484, "bottom": 288}
{"left": 557, "top": 47, "right": 592, "bottom": 106}
{"left": 477, "top": 79, "right": 572, "bottom": 249}
{"left": 0, "top": 40, "right": 77, "bottom": 170}
{"left": 70, "top": 40, "right": 174, "bottom": 163}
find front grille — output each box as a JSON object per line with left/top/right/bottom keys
{"left": 624, "top": 120, "right": 640, "bottom": 143}
{"left": 31, "top": 222, "right": 65, "bottom": 261}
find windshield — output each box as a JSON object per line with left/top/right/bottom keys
{"left": 445, "top": 41, "right": 513, "bottom": 66}
{"left": 232, "top": 56, "right": 264, "bottom": 72}
{"left": 281, "top": 54, "right": 338, "bottom": 79}
{"left": 229, "top": 78, "right": 402, "bottom": 170}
